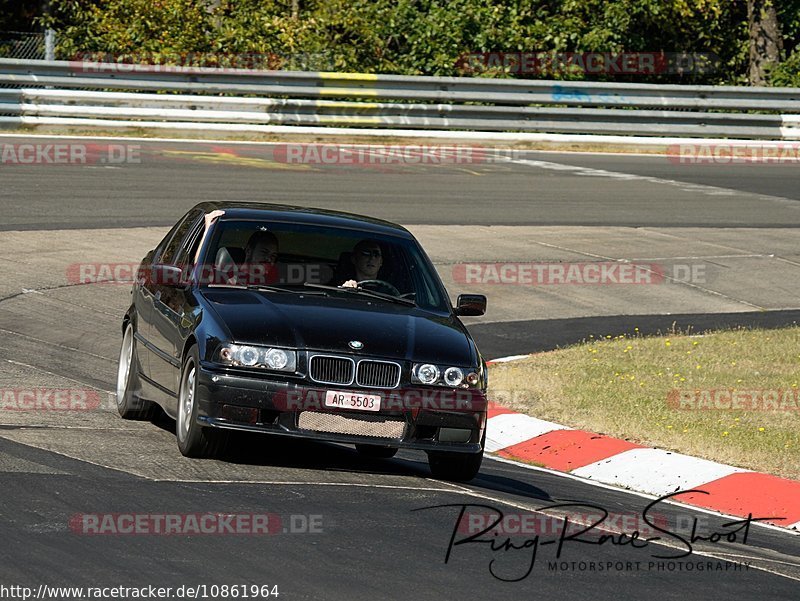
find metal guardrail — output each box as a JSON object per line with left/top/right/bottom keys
{"left": 1, "top": 58, "right": 799, "bottom": 139}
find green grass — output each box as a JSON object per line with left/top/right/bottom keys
{"left": 488, "top": 326, "right": 800, "bottom": 480}
{"left": 0, "top": 127, "right": 669, "bottom": 154}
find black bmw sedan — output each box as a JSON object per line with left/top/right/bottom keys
{"left": 116, "top": 202, "right": 488, "bottom": 481}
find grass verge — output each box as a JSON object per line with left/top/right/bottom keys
{"left": 0, "top": 126, "right": 669, "bottom": 154}
{"left": 488, "top": 326, "right": 800, "bottom": 480}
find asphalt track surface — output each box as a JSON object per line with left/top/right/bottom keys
{"left": 1, "top": 138, "right": 800, "bottom": 230}
{"left": 0, "top": 135, "right": 798, "bottom": 599}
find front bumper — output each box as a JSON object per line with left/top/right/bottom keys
{"left": 196, "top": 364, "right": 486, "bottom": 453}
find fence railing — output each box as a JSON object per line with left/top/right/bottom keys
{"left": 1, "top": 58, "right": 799, "bottom": 140}
{"left": 0, "top": 33, "right": 46, "bottom": 61}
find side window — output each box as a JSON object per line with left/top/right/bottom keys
{"left": 173, "top": 217, "right": 206, "bottom": 269}
{"left": 159, "top": 210, "right": 203, "bottom": 265}
{"left": 406, "top": 246, "right": 447, "bottom": 311}
{"left": 152, "top": 222, "right": 182, "bottom": 264}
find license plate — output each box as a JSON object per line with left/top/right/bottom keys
{"left": 324, "top": 390, "right": 381, "bottom": 412}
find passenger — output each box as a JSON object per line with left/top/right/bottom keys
{"left": 241, "top": 230, "right": 279, "bottom": 285}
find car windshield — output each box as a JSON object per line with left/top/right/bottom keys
{"left": 200, "top": 219, "right": 451, "bottom": 313}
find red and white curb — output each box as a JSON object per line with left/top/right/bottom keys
{"left": 485, "top": 359, "right": 800, "bottom": 532}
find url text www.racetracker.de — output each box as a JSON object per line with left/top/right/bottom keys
{"left": 0, "top": 584, "right": 281, "bottom": 600}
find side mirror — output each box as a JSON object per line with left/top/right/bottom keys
{"left": 454, "top": 294, "right": 486, "bottom": 316}
{"left": 152, "top": 264, "right": 189, "bottom": 288}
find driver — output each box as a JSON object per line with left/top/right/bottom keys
{"left": 341, "top": 239, "right": 383, "bottom": 288}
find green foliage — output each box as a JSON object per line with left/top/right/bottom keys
{"left": 0, "top": 1, "right": 41, "bottom": 32}
{"left": 41, "top": 0, "right": 800, "bottom": 85}
{"left": 768, "top": 0, "right": 800, "bottom": 86}
{"left": 766, "top": 48, "right": 800, "bottom": 86}
{"left": 43, "top": 0, "right": 215, "bottom": 59}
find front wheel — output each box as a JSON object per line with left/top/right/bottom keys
{"left": 427, "top": 448, "right": 483, "bottom": 482}
{"left": 176, "top": 345, "right": 228, "bottom": 458}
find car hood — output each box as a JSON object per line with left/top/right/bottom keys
{"left": 201, "top": 289, "right": 476, "bottom": 365}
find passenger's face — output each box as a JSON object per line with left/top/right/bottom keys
{"left": 248, "top": 241, "right": 278, "bottom": 266}
{"left": 354, "top": 245, "right": 382, "bottom": 279}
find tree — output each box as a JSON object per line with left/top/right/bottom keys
{"left": 0, "top": 1, "right": 42, "bottom": 31}
{"left": 748, "top": 0, "right": 784, "bottom": 84}
{"left": 38, "top": 0, "right": 800, "bottom": 85}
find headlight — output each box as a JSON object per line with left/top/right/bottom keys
{"left": 238, "top": 346, "right": 260, "bottom": 366}
{"left": 443, "top": 367, "right": 464, "bottom": 387}
{"left": 416, "top": 364, "right": 440, "bottom": 385}
{"left": 218, "top": 344, "right": 296, "bottom": 372}
{"left": 264, "top": 348, "right": 290, "bottom": 370}
{"left": 412, "top": 363, "right": 478, "bottom": 388}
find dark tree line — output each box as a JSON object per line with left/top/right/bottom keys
{"left": 12, "top": 0, "right": 798, "bottom": 85}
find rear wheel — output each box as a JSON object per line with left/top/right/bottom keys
{"left": 355, "top": 444, "right": 398, "bottom": 459}
{"left": 116, "top": 322, "right": 157, "bottom": 420}
{"left": 176, "top": 345, "right": 228, "bottom": 458}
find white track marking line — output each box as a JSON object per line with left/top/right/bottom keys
{"left": 524, "top": 238, "right": 765, "bottom": 309}
{"left": 158, "top": 480, "right": 451, "bottom": 492}
{"left": 486, "top": 354, "right": 530, "bottom": 363}
{"left": 0, "top": 426, "right": 130, "bottom": 431}
{"left": 710, "top": 552, "right": 800, "bottom": 569}
{"left": 4, "top": 359, "right": 115, "bottom": 394}
{"left": 0, "top": 327, "right": 116, "bottom": 363}
{"left": 508, "top": 156, "right": 799, "bottom": 205}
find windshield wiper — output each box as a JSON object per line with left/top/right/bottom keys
{"left": 207, "top": 283, "right": 326, "bottom": 295}
{"left": 303, "top": 283, "right": 416, "bottom": 307}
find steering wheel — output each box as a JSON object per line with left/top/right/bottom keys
{"left": 357, "top": 279, "right": 401, "bottom": 296}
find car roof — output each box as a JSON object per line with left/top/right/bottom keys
{"left": 193, "top": 201, "right": 414, "bottom": 239}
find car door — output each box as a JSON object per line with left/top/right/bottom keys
{"left": 147, "top": 209, "right": 205, "bottom": 395}
{"left": 135, "top": 216, "right": 189, "bottom": 382}
{"left": 131, "top": 247, "right": 157, "bottom": 380}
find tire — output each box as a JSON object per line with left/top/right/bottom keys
{"left": 176, "top": 344, "right": 228, "bottom": 458}
{"left": 116, "top": 322, "right": 157, "bottom": 420}
{"left": 427, "top": 431, "right": 485, "bottom": 482}
{"left": 355, "top": 444, "right": 398, "bottom": 459}
{"left": 427, "top": 449, "right": 483, "bottom": 482}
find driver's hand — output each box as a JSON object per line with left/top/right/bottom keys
{"left": 340, "top": 279, "right": 358, "bottom": 288}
